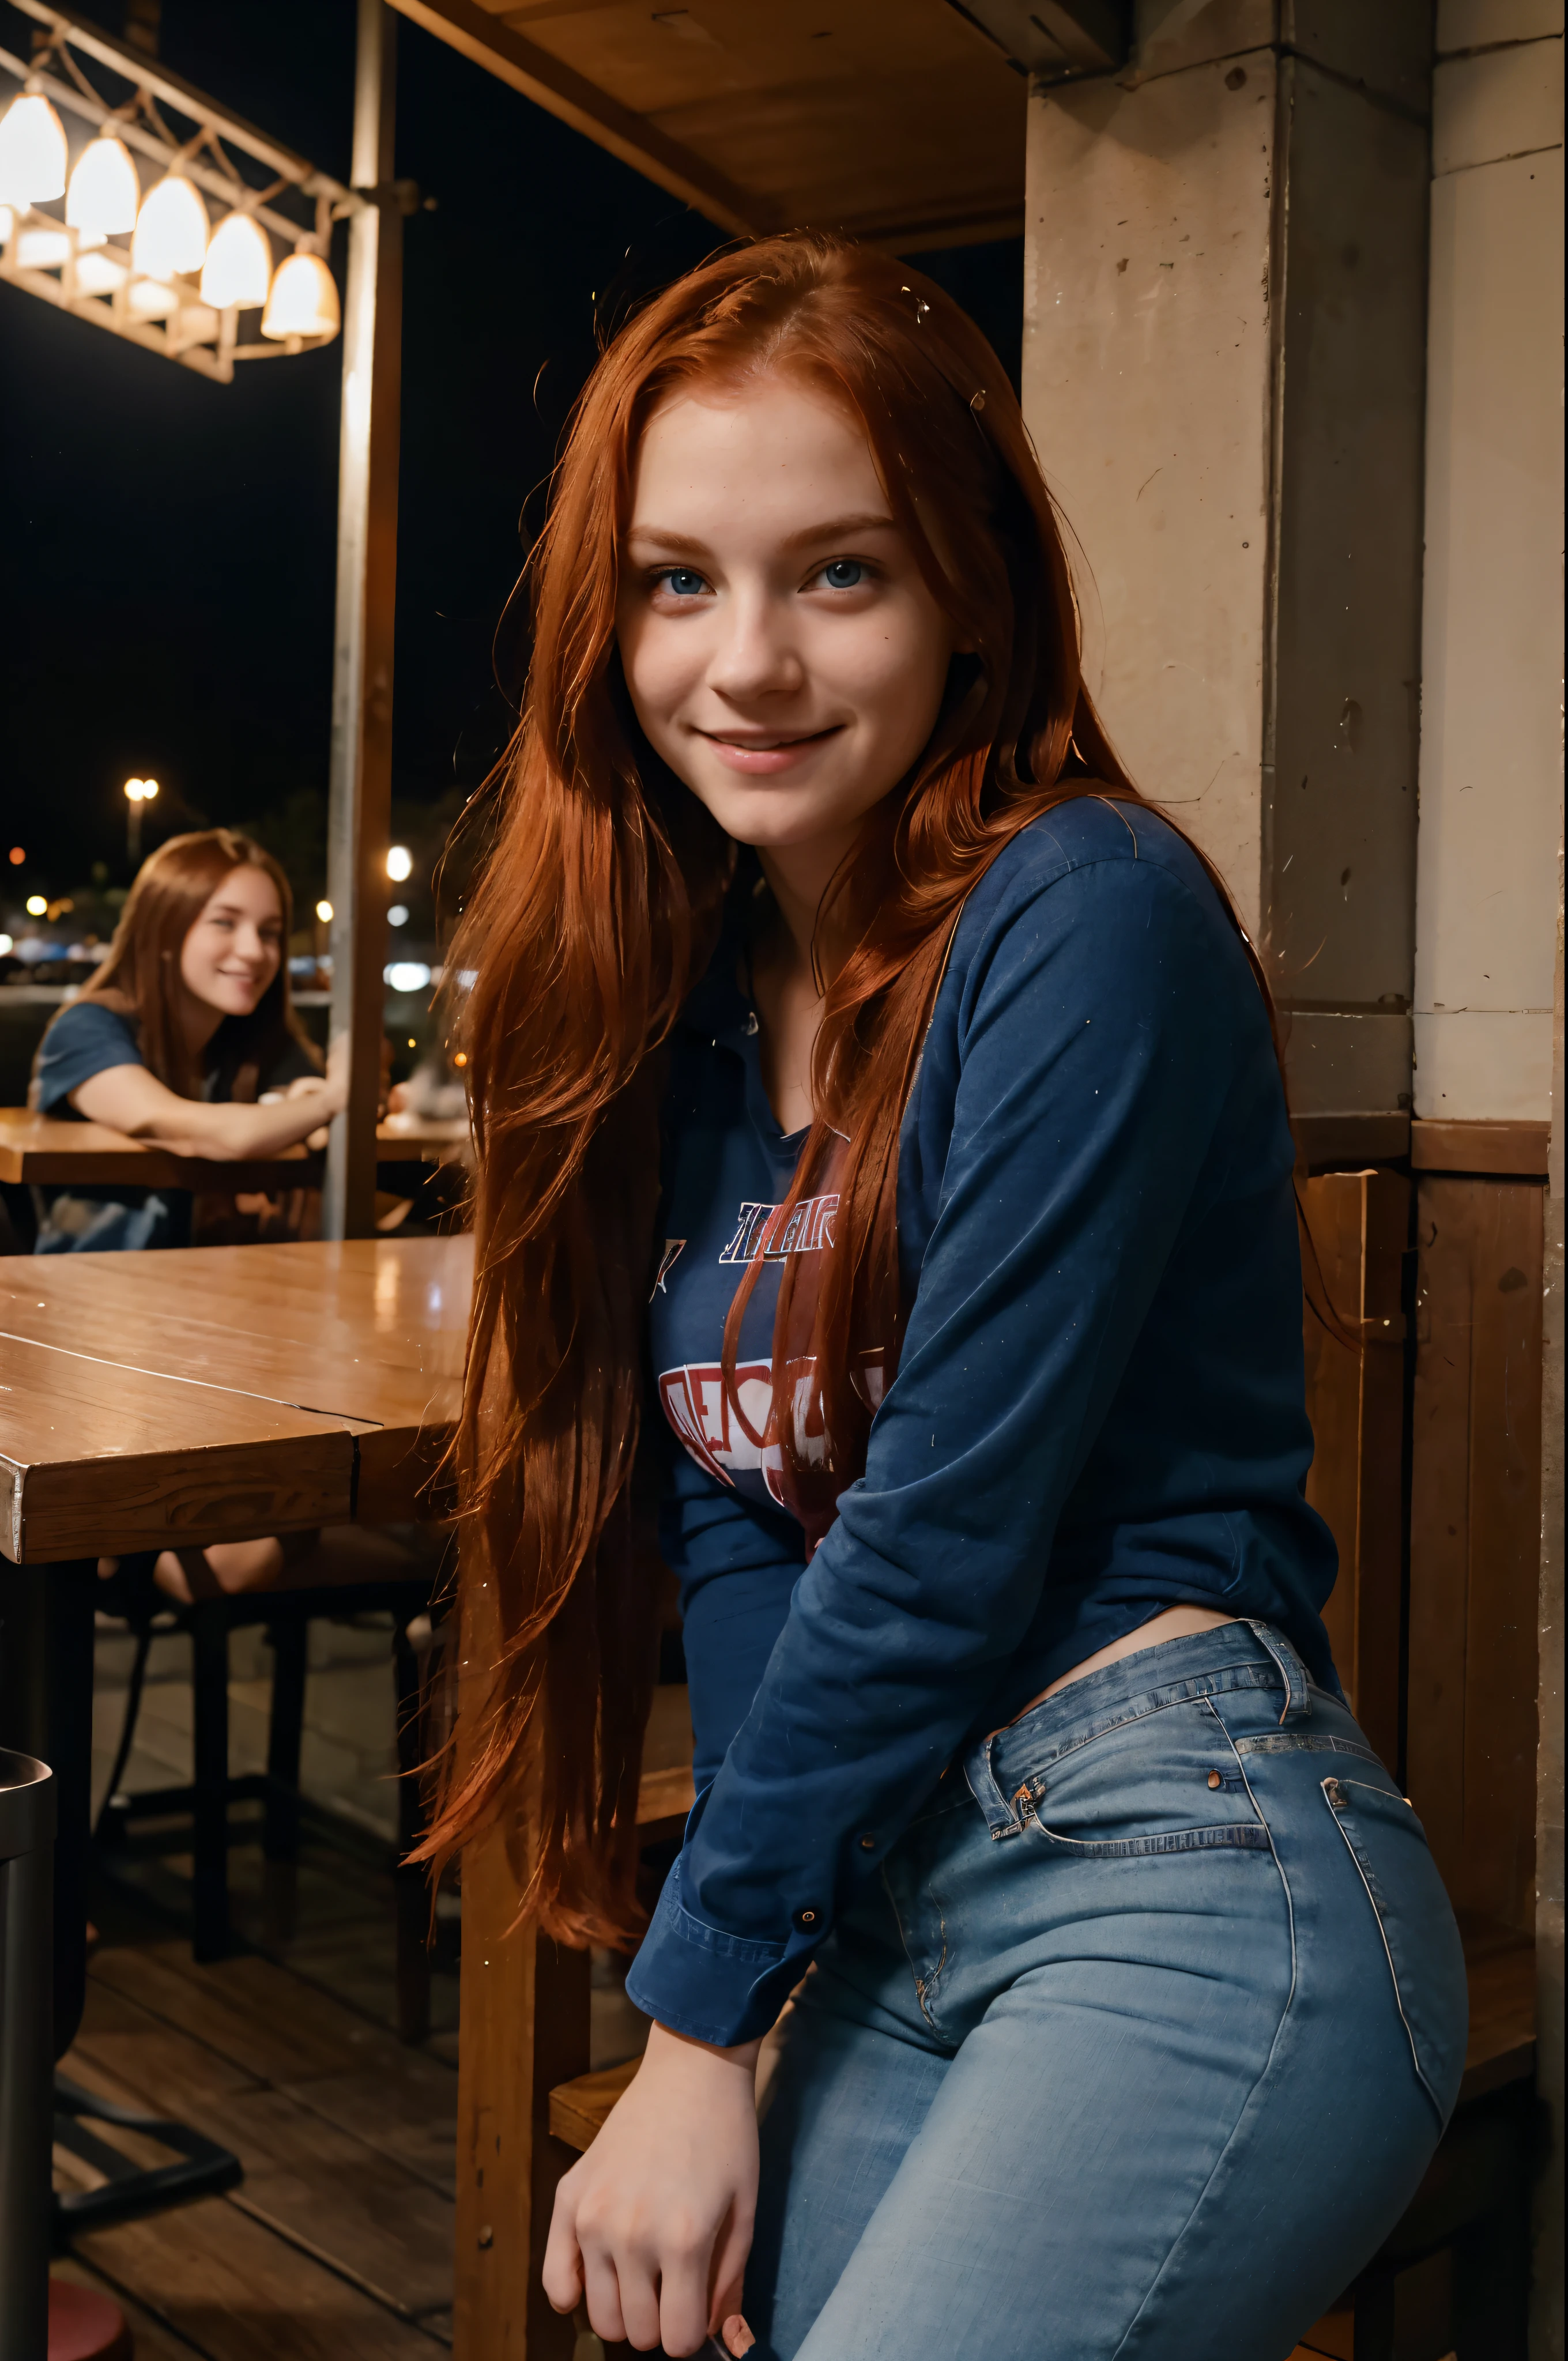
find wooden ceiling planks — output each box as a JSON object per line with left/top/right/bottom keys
{"left": 386, "top": 0, "right": 1027, "bottom": 246}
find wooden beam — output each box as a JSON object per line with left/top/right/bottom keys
{"left": 385, "top": 0, "right": 760, "bottom": 237}
{"left": 1411, "top": 1117, "right": 1551, "bottom": 1176}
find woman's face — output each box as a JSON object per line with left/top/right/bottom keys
{"left": 179, "top": 865, "right": 284, "bottom": 1017}
{"left": 616, "top": 374, "right": 955, "bottom": 858}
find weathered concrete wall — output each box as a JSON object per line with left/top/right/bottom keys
{"left": 1414, "top": 0, "right": 1564, "bottom": 1123}
{"left": 1023, "top": 3, "right": 1433, "bottom": 1144}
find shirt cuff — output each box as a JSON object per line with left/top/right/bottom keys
{"left": 623, "top": 1854, "right": 820, "bottom": 2047}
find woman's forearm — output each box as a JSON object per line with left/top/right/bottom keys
{"left": 135, "top": 1092, "right": 338, "bottom": 1159}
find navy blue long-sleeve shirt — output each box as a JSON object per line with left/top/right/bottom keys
{"left": 628, "top": 798, "right": 1338, "bottom": 2046}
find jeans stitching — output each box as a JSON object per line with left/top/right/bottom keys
{"left": 880, "top": 1859, "right": 948, "bottom": 2038}
{"left": 1317, "top": 1779, "right": 1443, "bottom": 2120}
{"left": 1105, "top": 1702, "right": 1300, "bottom": 2359}
{"left": 994, "top": 1681, "right": 1267, "bottom": 1794}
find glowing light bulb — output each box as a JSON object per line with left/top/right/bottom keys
{"left": 127, "top": 278, "right": 176, "bottom": 319}
{"left": 201, "top": 209, "right": 270, "bottom": 308}
{"left": 142, "top": 779, "right": 159, "bottom": 800}
{"left": 261, "top": 250, "right": 340, "bottom": 342}
{"left": 16, "top": 224, "right": 71, "bottom": 269}
{"left": 123, "top": 778, "right": 145, "bottom": 802}
{"left": 316, "top": 900, "right": 333, "bottom": 923}
{"left": 66, "top": 135, "right": 138, "bottom": 237}
{"left": 133, "top": 172, "right": 209, "bottom": 280}
{"left": 26, "top": 895, "right": 48, "bottom": 917}
{"left": 0, "top": 94, "right": 68, "bottom": 208}
{"left": 386, "top": 844, "right": 413, "bottom": 881}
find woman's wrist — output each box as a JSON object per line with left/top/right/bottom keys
{"left": 648, "top": 2019, "right": 763, "bottom": 2075}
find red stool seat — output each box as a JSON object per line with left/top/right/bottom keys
{"left": 48, "top": 2281, "right": 131, "bottom": 2361}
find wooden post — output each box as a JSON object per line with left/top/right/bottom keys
{"left": 323, "top": 0, "right": 402, "bottom": 1242}
{"left": 1299, "top": 1170, "right": 1409, "bottom": 1774}
{"left": 453, "top": 1546, "right": 591, "bottom": 2360}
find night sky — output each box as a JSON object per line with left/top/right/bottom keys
{"left": 0, "top": 0, "right": 1022, "bottom": 924}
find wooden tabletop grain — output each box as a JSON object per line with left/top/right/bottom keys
{"left": 0, "top": 1107, "right": 471, "bottom": 1190}
{"left": 0, "top": 1236, "right": 470, "bottom": 1563}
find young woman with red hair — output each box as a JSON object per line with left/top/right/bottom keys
{"left": 434, "top": 235, "right": 1466, "bottom": 2359}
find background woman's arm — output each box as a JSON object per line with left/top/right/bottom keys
{"left": 69, "top": 1061, "right": 345, "bottom": 1158}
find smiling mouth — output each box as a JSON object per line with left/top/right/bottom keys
{"left": 700, "top": 726, "right": 841, "bottom": 750}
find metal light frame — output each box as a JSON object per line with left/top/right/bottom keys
{"left": 0, "top": 1, "right": 364, "bottom": 382}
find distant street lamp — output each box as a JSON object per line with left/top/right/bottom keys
{"left": 123, "top": 774, "right": 157, "bottom": 864}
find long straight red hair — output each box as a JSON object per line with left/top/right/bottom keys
{"left": 421, "top": 232, "right": 1273, "bottom": 1944}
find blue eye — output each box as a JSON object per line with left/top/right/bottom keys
{"left": 660, "top": 568, "right": 707, "bottom": 597}
{"left": 821, "top": 559, "right": 864, "bottom": 589}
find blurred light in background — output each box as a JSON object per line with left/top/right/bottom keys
{"left": 386, "top": 844, "right": 413, "bottom": 882}
{"left": 66, "top": 135, "right": 138, "bottom": 237}
{"left": 261, "top": 251, "right": 340, "bottom": 343}
{"left": 385, "top": 961, "right": 432, "bottom": 994}
{"left": 315, "top": 900, "right": 334, "bottom": 923}
{"left": 132, "top": 170, "right": 209, "bottom": 279}
{"left": 201, "top": 209, "right": 271, "bottom": 309}
{"left": 389, "top": 904, "right": 409, "bottom": 927}
{"left": 26, "top": 895, "right": 48, "bottom": 917}
{"left": 0, "top": 93, "right": 67, "bottom": 206}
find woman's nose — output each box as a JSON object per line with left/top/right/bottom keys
{"left": 706, "top": 592, "right": 805, "bottom": 702}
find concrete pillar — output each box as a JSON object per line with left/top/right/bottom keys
{"left": 1022, "top": 3, "right": 1434, "bottom": 1160}
{"left": 1414, "top": 3, "right": 1563, "bottom": 1126}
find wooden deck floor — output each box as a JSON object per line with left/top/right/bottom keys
{"left": 53, "top": 1606, "right": 647, "bottom": 2354}
{"left": 52, "top": 1608, "right": 459, "bottom": 2356}
{"left": 55, "top": 1867, "right": 459, "bottom": 2356}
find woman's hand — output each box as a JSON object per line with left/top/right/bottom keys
{"left": 543, "top": 2020, "right": 760, "bottom": 2355}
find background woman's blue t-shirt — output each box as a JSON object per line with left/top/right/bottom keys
{"left": 30, "top": 998, "right": 318, "bottom": 1251}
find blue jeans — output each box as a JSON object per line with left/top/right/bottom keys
{"left": 744, "top": 1620, "right": 1467, "bottom": 2359}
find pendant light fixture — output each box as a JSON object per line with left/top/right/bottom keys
{"left": 132, "top": 169, "right": 209, "bottom": 280}
{"left": 65, "top": 134, "right": 139, "bottom": 238}
{"left": 261, "top": 248, "right": 340, "bottom": 342}
{"left": 199, "top": 208, "right": 270, "bottom": 308}
{"left": 0, "top": 91, "right": 68, "bottom": 207}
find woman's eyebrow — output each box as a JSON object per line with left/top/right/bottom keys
{"left": 625, "top": 512, "right": 899, "bottom": 557}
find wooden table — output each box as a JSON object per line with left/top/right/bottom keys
{"left": 0, "top": 1237, "right": 469, "bottom": 2046}
{"left": 0, "top": 1106, "right": 470, "bottom": 1193}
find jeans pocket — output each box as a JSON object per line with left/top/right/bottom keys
{"left": 1022, "top": 1698, "right": 1274, "bottom": 1858}
{"left": 1319, "top": 1775, "right": 1469, "bottom": 2121}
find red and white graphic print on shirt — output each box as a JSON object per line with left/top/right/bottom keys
{"left": 659, "top": 1189, "right": 840, "bottom": 1504}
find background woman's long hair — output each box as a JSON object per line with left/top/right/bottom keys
{"left": 57, "top": 829, "right": 315, "bottom": 1097}
{"left": 421, "top": 231, "right": 1277, "bottom": 1945}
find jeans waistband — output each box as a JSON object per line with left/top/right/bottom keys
{"left": 962, "top": 1619, "right": 1316, "bottom": 1841}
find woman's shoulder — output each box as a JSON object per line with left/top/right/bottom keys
{"left": 981, "top": 794, "right": 1217, "bottom": 907}
{"left": 32, "top": 997, "right": 143, "bottom": 1111}
{"left": 957, "top": 796, "right": 1243, "bottom": 974}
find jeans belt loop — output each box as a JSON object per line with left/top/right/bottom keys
{"left": 962, "top": 1732, "right": 1024, "bottom": 1839}
{"left": 1245, "top": 1619, "right": 1313, "bottom": 1726}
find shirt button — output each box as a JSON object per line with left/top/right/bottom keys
{"left": 858, "top": 1833, "right": 876, "bottom": 1851}
{"left": 793, "top": 1906, "right": 821, "bottom": 1932}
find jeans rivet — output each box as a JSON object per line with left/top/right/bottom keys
{"left": 1208, "top": 1770, "right": 1222, "bottom": 1790}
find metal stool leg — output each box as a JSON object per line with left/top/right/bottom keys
{"left": 190, "top": 1605, "right": 231, "bottom": 1962}
{"left": 263, "top": 1615, "right": 307, "bottom": 1864}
